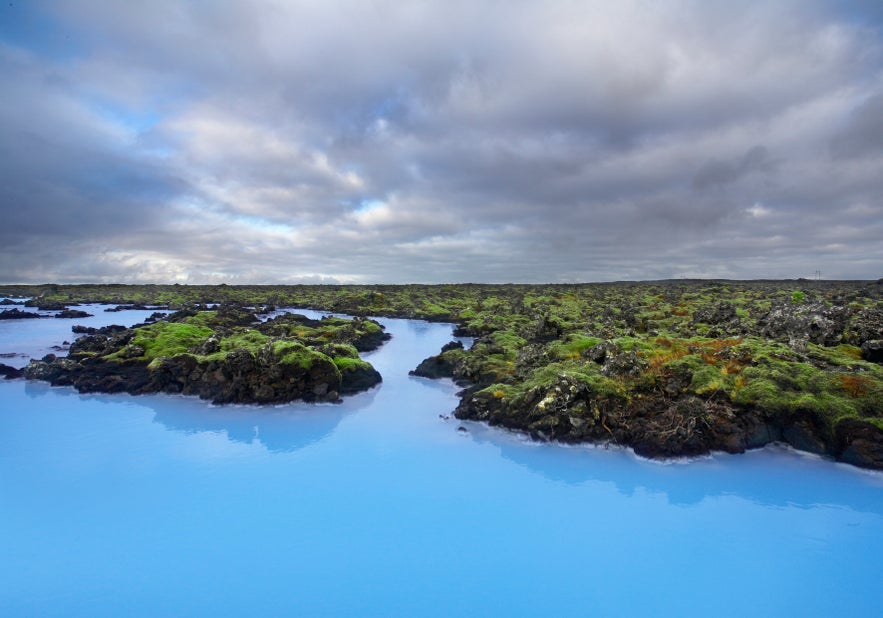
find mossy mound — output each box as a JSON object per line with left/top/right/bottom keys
{"left": 23, "top": 308, "right": 387, "bottom": 404}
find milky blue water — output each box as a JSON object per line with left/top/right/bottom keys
{"left": 1, "top": 305, "right": 882, "bottom": 617}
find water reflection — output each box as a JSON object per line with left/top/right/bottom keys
{"left": 147, "top": 387, "right": 379, "bottom": 453}
{"left": 22, "top": 378, "right": 380, "bottom": 454}
{"left": 464, "top": 422, "right": 883, "bottom": 513}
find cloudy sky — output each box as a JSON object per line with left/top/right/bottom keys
{"left": 1, "top": 0, "right": 882, "bottom": 284}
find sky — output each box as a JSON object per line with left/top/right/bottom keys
{"left": 1, "top": 0, "right": 882, "bottom": 284}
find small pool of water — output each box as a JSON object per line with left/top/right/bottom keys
{"left": 1, "top": 308, "right": 881, "bottom": 616}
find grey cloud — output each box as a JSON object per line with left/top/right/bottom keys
{"left": 830, "top": 92, "right": 883, "bottom": 158}
{"left": 1, "top": 1, "right": 882, "bottom": 283}
{"left": 692, "top": 146, "right": 777, "bottom": 190}
{"left": 0, "top": 47, "right": 185, "bottom": 249}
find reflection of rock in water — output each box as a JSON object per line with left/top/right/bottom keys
{"left": 20, "top": 379, "right": 378, "bottom": 454}
{"left": 148, "top": 387, "right": 378, "bottom": 453}
{"left": 464, "top": 423, "right": 883, "bottom": 513}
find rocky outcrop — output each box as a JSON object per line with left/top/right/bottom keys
{"left": 68, "top": 325, "right": 133, "bottom": 356}
{"left": 0, "top": 309, "right": 45, "bottom": 320}
{"left": 861, "top": 340, "right": 883, "bottom": 363}
{"left": 337, "top": 362, "right": 382, "bottom": 395}
{"left": 105, "top": 304, "right": 152, "bottom": 312}
{"left": 843, "top": 307, "right": 883, "bottom": 346}
{"left": 72, "top": 324, "right": 128, "bottom": 336}
{"left": 836, "top": 419, "right": 883, "bottom": 469}
{"left": 454, "top": 379, "right": 883, "bottom": 469}
{"left": 22, "top": 308, "right": 387, "bottom": 405}
{"left": 692, "top": 301, "right": 737, "bottom": 325}
{"left": 145, "top": 347, "right": 344, "bottom": 404}
{"left": 55, "top": 309, "right": 94, "bottom": 319}
{"left": 0, "top": 363, "right": 23, "bottom": 379}
{"left": 410, "top": 341, "right": 463, "bottom": 380}
{"left": 24, "top": 299, "right": 70, "bottom": 310}
{"left": 256, "top": 313, "right": 391, "bottom": 352}
{"left": 757, "top": 301, "right": 850, "bottom": 346}
{"left": 24, "top": 340, "right": 375, "bottom": 404}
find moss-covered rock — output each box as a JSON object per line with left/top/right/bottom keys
{"left": 23, "top": 308, "right": 386, "bottom": 404}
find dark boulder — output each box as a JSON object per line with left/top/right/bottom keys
{"left": 601, "top": 350, "right": 648, "bottom": 377}
{"left": 584, "top": 340, "right": 621, "bottom": 364}
{"left": 782, "top": 417, "right": 830, "bottom": 456}
{"left": 515, "top": 343, "right": 550, "bottom": 372}
{"left": 55, "top": 309, "right": 94, "bottom": 319}
{"left": 835, "top": 419, "right": 883, "bottom": 470}
{"left": 347, "top": 318, "right": 392, "bottom": 352}
{"left": 0, "top": 309, "right": 45, "bottom": 320}
{"left": 411, "top": 354, "right": 457, "bottom": 379}
{"left": 441, "top": 340, "right": 464, "bottom": 352}
{"left": 692, "top": 301, "right": 737, "bottom": 325}
{"left": 757, "top": 301, "right": 850, "bottom": 346}
{"left": 843, "top": 308, "right": 883, "bottom": 345}
{"left": 861, "top": 340, "right": 883, "bottom": 363}
{"left": 338, "top": 363, "right": 382, "bottom": 395}
{"left": 144, "top": 312, "right": 167, "bottom": 323}
{"left": 24, "top": 299, "right": 69, "bottom": 310}
{"left": 72, "top": 324, "right": 127, "bottom": 336}
{"left": 23, "top": 357, "right": 83, "bottom": 385}
{"left": 68, "top": 329, "right": 134, "bottom": 357}
{"left": 526, "top": 315, "right": 564, "bottom": 343}
{"left": 0, "top": 363, "right": 23, "bottom": 379}
{"left": 105, "top": 304, "right": 150, "bottom": 312}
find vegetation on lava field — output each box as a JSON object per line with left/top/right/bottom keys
{"left": 4, "top": 279, "right": 882, "bottom": 465}
{"left": 21, "top": 306, "right": 388, "bottom": 404}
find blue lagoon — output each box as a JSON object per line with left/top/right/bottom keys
{"left": 1, "top": 308, "right": 882, "bottom": 616}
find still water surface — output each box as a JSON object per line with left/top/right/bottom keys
{"left": 1, "top": 307, "right": 882, "bottom": 616}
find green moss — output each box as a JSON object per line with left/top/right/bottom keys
{"left": 360, "top": 320, "right": 382, "bottom": 334}
{"left": 130, "top": 322, "right": 213, "bottom": 360}
{"left": 732, "top": 375, "right": 786, "bottom": 410}
{"left": 690, "top": 364, "right": 727, "bottom": 394}
{"left": 809, "top": 344, "right": 868, "bottom": 367}
{"left": 789, "top": 392, "right": 857, "bottom": 418}
{"left": 333, "top": 356, "right": 373, "bottom": 371}
{"left": 320, "top": 343, "right": 360, "bottom": 359}
{"left": 581, "top": 372, "right": 628, "bottom": 399}
{"left": 275, "top": 341, "right": 323, "bottom": 370}
{"left": 181, "top": 311, "right": 217, "bottom": 328}
{"left": 550, "top": 334, "right": 603, "bottom": 360}
{"left": 477, "top": 383, "right": 517, "bottom": 400}
{"left": 492, "top": 330, "right": 527, "bottom": 352}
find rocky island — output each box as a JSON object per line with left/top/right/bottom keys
{"left": 2, "top": 280, "right": 881, "bottom": 469}
{"left": 21, "top": 306, "right": 388, "bottom": 404}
